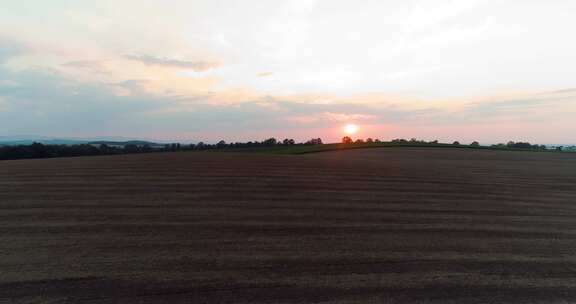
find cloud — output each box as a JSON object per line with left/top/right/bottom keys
{"left": 406, "top": 0, "right": 482, "bottom": 31}
{"left": 0, "top": 80, "right": 21, "bottom": 87}
{"left": 322, "top": 112, "right": 375, "bottom": 122}
{"left": 61, "top": 60, "right": 110, "bottom": 75}
{"left": 459, "top": 91, "right": 576, "bottom": 123}
{"left": 286, "top": 112, "right": 375, "bottom": 125}
{"left": 112, "top": 79, "right": 151, "bottom": 96}
{"left": 0, "top": 65, "right": 166, "bottom": 136}
{"left": 0, "top": 97, "right": 7, "bottom": 111}
{"left": 125, "top": 54, "right": 221, "bottom": 72}
{"left": 0, "top": 41, "right": 574, "bottom": 143}
{"left": 0, "top": 35, "right": 27, "bottom": 63}
{"left": 62, "top": 60, "right": 101, "bottom": 69}
{"left": 0, "top": 65, "right": 574, "bottom": 143}
{"left": 544, "top": 88, "right": 576, "bottom": 96}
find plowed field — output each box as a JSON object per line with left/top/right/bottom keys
{"left": 1, "top": 148, "right": 576, "bottom": 303}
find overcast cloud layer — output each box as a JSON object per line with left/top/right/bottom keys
{"left": 0, "top": 0, "right": 575, "bottom": 143}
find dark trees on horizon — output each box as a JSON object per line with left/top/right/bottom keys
{"left": 0, "top": 137, "right": 565, "bottom": 161}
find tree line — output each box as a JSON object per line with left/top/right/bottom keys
{"left": 341, "top": 137, "right": 561, "bottom": 151}
{"left": 0, "top": 137, "right": 564, "bottom": 161}
{"left": 0, "top": 137, "right": 323, "bottom": 161}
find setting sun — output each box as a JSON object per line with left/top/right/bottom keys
{"left": 343, "top": 124, "right": 359, "bottom": 135}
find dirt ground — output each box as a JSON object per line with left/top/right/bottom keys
{"left": 1, "top": 148, "right": 576, "bottom": 303}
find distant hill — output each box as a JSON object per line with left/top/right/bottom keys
{"left": 0, "top": 138, "right": 163, "bottom": 147}
{"left": 0, "top": 139, "right": 89, "bottom": 146}
{"left": 88, "top": 140, "right": 161, "bottom": 147}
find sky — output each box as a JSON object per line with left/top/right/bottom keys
{"left": 0, "top": 0, "right": 575, "bottom": 144}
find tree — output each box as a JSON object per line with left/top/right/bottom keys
{"left": 470, "top": 141, "right": 480, "bottom": 147}
{"left": 141, "top": 144, "right": 153, "bottom": 153}
{"left": 366, "top": 138, "right": 374, "bottom": 143}
{"left": 263, "top": 138, "right": 277, "bottom": 146}
{"left": 516, "top": 142, "right": 532, "bottom": 149}
{"left": 453, "top": 141, "right": 460, "bottom": 145}
{"left": 124, "top": 144, "right": 139, "bottom": 153}
{"left": 30, "top": 142, "right": 48, "bottom": 158}
{"left": 342, "top": 136, "right": 352, "bottom": 144}
{"left": 305, "top": 138, "right": 323, "bottom": 145}
{"left": 216, "top": 140, "right": 227, "bottom": 148}
{"left": 355, "top": 139, "right": 364, "bottom": 144}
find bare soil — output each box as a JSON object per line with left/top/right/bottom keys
{"left": 1, "top": 148, "right": 576, "bottom": 303}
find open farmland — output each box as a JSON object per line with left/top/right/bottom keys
{"left": 1, "top": 148, "right": 576, "bottom": 303}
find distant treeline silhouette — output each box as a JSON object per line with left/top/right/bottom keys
{"left": 0, "top": 137, "right": 568, "bottom": 161}
{"left": 341, "top": 137, "right": 565, "bottom": 151}
{"left": 0, "top": 138, "right": 321, "bottom": 160}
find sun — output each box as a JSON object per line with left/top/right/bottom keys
{"left": 343, "top": 124, "right": 359, "bottom": 135}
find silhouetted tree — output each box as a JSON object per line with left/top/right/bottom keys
{"left": 392, "top": 138, "right": 408, "bottom": 143}
{"left": 453, "top": 141, "right": 460, "bottom": 145}
{"left": 141, "top": 144, "right": 153, "bottom": 153}
{"left": 470, "top": 141, "right": 480, "bottom": 147}
{"left": 99, "top": 144, "right": 111, "bottom": 154}
{"left": 305, "top": 138, "right": 323, "bottom": 145}
{"left": 30, "top": 142, "right": 49, "bottom": 158}
{"left": 263, "top": 138, "right": 278, "bottom": 146}
{"left": 217, "top": 140, "right": 227, "bottom": 148}
{"left": 342, "top": 136, "right": 352, "bottom": 144}
{"left": 124, "top": 144, "right": 139, "bottom": 154}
